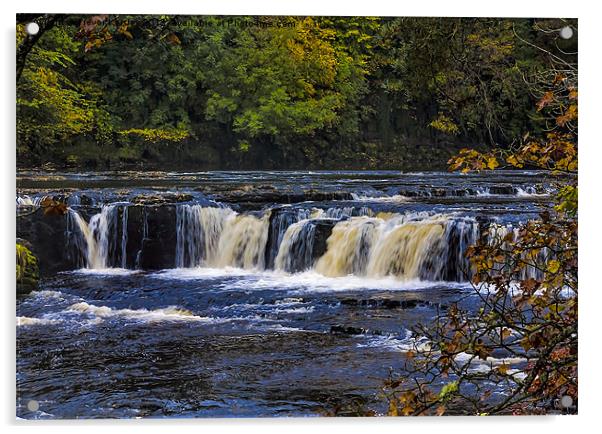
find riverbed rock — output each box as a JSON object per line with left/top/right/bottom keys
{"left": 340, "top": 298, "right": 426, "bottom": 309}
{"left": 489, "top": 184, "right": 515, "bottom": 195}
{"left": 16, "top": 208, "right": 76, "bottom": 275}
{"left": 195, "top": 185, "right": 353, "bottom": 208}
{"left": 330, "top": 325, "right": 368, "bottom": 335}
{"left": 131, "top": 193, "right": 193, "bottom": 205}
{"left": 135, "top": 205, "right": 178, "bottom": 270}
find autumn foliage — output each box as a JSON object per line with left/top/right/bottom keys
{"left": 385, "top": 34, "right": 577, "bottom": 416}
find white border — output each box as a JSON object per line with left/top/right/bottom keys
{"left": 2, "top": 1, "right": 600, "bottom": 433}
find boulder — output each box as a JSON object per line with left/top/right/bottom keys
{"left": 134, "top": 205, "right": 178, "bottom": 270}
{"left": 16, "top": 208, "right": 75, "bottom": 275}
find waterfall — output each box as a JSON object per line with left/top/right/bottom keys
{"left": 68, "top": 205, "right": 127, "bottom": 269}
{"left": 66, "top": 210, "right": 91, "bottom": 268}
{"left": 314, "top": 217, "right": 379, "bottom": 277}
{"left": 17, "top": 195, "right": 45, "bottom": 206}
{"left": 274, "top": 220, "right": 318, "bottom": 273}
{"left": 120, "top": 205, "right": 128, "bottom": 268}
{"left": 315, "top": 213, "right": 478, "bottom": 281}
{"left": 486, "top": 223, "right": 547, "bottom": 280}
{"left": 265, "top": 208, "right": 311, "bottom": 269}
{"left": 214, "top": 212, "right": 271, "bottom": 269}
{"left": 65, "top": 201, "right": 485, "bottom": 282}
{"left": 135, "top": 207, "right": 148, "bottom": 269}
{"left": 175, "top": 205, "right": 232, "bottom": 267}
{"left": 175, "top": 205, "right": 270, "bottom": 269}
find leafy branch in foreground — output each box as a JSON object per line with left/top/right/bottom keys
{"left": 384, "top": 45, "right": 577, "bottom": 416}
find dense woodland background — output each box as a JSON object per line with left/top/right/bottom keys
{"left": 16, "top": 15, "right": 577, "bottom": 170}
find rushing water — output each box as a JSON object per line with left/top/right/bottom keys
{"left": 16, "top": 170, "right": 557, "bottom": 418}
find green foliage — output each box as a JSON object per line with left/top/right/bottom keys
{"left": 438, "top": 381, "right": 459, "bottom": 401}
{"left": 17, "top": 25, "right": 112, "bottom": 163}
{"left": 16, "top": 242, "right": 39, "bottom": 293}
{"left": 16, "top": 15, "right": 574, "bottom": 169}
{"left": 555, "top": 185, "right": 577, "bottom": 217}
{"left": 119, "top": 128, "right": 188, "bottom": 143}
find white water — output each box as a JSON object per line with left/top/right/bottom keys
{"left": 69, "top": 203, "right": 481, "bottom": 283}
{"left": 274, "top": 219, "right": 318, "bottom": 272}
{"left": 486, "top": 223, "right": 549, "bottom": 280}
{"left": 16, "top": 195, "right": 45, "bottom": 206}
{"left": 68, "top": 205, "right": 125, "bottom": 269}
{"left": 153, "top": 267, "right": 470, "bottom": 293}
{"left": 175, "top": 205, "right": 270, "bottom": 269}
{"left": 315, "top": 213, "right": 477, "bottom": 281}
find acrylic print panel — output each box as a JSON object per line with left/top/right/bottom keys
{"left": 16, "top": 14, "right": 577, "bottom": 419}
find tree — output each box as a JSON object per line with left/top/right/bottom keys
{"left": 16, "top": 22, "right": 111, "bottom": 163}
{"left": 16, "top": 16, "right": 569, "bottom": 170}
{"left": 384, "top": 23, "right": 577, "bottom": 416}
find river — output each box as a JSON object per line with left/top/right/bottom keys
{"left": 16, "top": 170, "right": 556, "bottom": 418}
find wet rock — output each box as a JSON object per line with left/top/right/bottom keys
{"left": 16, "top": 208, "right": 76, "bottom": 275}
{"left": 340, "top": 298, "right": 426, "bottom": 309}
{"left": 303, "top": 190, "right": 354, "bottom": 202}
{"left": 330, "top": 325, "right": 384, "bottom": 336}
{"left": 70, "top": 194, "right": 95, "bottom": 206}
{"left": 132, "top": 193, "right": 193, "bottom": 205}
{"left": 264, "top": 208, "right": 304, "bottom": 269}
{"left": 311, "top": 220, "right": 336, "bottom": 263}
{"left": 489, "top": 184, "right": 515, "bottom": 195}
{"left": 131, "top": 205, "right": 178, "bottom": 270}
{"left": 196, "top": 185, "right": 353, "bottom": 208}
{"left": 265, "top": 210, "right": 336, "bottom": 273}
{"left": 431, "top": 188, "right": 447, "bottom": 197}
{"left": 330, "top": 325, "right": 367, "bottom": 335}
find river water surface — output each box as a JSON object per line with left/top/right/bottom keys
{"left": 16, "top": 170, "right": 558, "bottom": 418}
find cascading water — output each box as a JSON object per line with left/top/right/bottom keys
{"left": 175, "top": 205, "right": 270, "bottom": 269}
{"left": 214, "top": 212, "right": 271, "bottom": 269}
{"left": 315, "top": 213, "right": 477, "bottom": 281}
{"left": 265, "top": 208, "right": 312, "bottom": 268}
{"left": 486, "top": 223, "right": 548, "bottom": 280}
{"left": 314, "top": 217, "right": 380, "bottom": 277}
{"left": 120, "top": 206, "right": 128, "bottom": 268}
{"left": 274, "top": 220, "right": 319, "bottom": 273}
{"left": 68, "top": 204, "right": 127, "bottom": 269}
{"left": 135, "top": 206, "right": 148, "bottom": 269}
{"left": 66, "top": 201, "right": 484, "bottom": 282}
{"left": 175, "top": 205, "right": 231, "bottom": 267}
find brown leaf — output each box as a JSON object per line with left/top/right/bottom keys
{"left": 166, "top": 33, "right": 181, "bottom": 45}
{"left": 40, "top": 198, "right": 68, "bottom": 216}
{"left": 537, "top": 91, "right": 554, "bottom": 112}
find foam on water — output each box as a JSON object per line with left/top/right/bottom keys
{"left": 70, "top": 268, "right": 142, "bottom": 276}
{"left": 152, "top": 267, "right": 469, "bottom": 292}
{"left": 17, "top": 317, "right": 60, "bottom": 327}
{"left": 350, "top": 193, "right": 409, "bottom": 202}
{"left": 356, "top": 332, "right": 414, "bottom": 351}
{"left": 65, "top": 302, "right": 215, "bottom": 323}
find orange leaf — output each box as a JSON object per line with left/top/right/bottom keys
{"left": 537, "top": 91, "right": 555, "bottom": 111}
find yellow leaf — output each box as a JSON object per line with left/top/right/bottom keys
{"left": 547, "top": 260, "right": 560, "bottom": 274}
{"left": 388, "top": 400, "right": 398, "bottom": 416}
{"left": 506, "top": 154, "right": 522, "bottom": 168}
{"left": 497, "top": 363, "right": 509, "bottom": 375}
{"left": 486, "top": 157, "right": 499, "bottom": 170}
